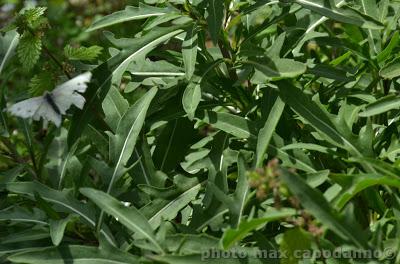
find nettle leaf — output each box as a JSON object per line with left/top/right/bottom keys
{"left": 87, "top": 3, "right": 177, "bottom": 31}
{"left": 17, "top": 33, "right": 42, "bottom": 71}
{"left": 22, "top": 7, "right": 47, "bottom": 25}
{"left": 28, "top": 72, "right": 55, "bottom": 96}
{"left": 64, "top": 45, "right": 103, "bottom": 61}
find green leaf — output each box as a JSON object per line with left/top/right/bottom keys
{"left": 208, "top": 153, "right": 249, "bottom": 228}
{"left": 206, "top": 0, "right": 224, "bottom": 44}
{"left": 49, "top": 215, "right": 76, "bottom": 246}
{"left": 200, "top": 111, "right": 257, "bottom": 139}
{"left": 106, "top": 87, "right": 157, "bottom": 192}
{"left": 182, "top": 25, "right": 198, "bottom": 80}
{"left": 127, "top": 58, "right": 184, "bottom": 77}
{"left": 17, "top": 33, "right": 41, "bottom": 71}
{"left": 6, "top": 181, "right": 116, "bottom": 246}
{"left": 277, "top": 81, "right": 368, "bottom": 160}
{"left": 331, "top": 173, "right": 400, "bottom": 210}
{"left": 28, "top": 72, "right": 55, "bottom": 96}
{"left": 280, "top": 228, "right": 312, "bottom": 264}
{"left": 102, "top": 86, "right": 129, "bottom": 132}
{"left": 68, "top": 26, "right": 185, "bottom": 146}
{"left": 293, "top": 0, "right": 383, "bottom": 29}
{"left": 280, "top": 169, "right": 369, "bottom": 249}
{"left": 87, "top": 3, "right": 175, "bottom": 32}
{"left": 64, "top": 45, "right": 103, "bottom": 61}
{"left": 377, "top": 31, "right": 399, "bottom": 63}
{"left": 80, "top": 188, "right": 164, "bottom": 253}
{"left": 0, "top": 30, "right": 19, "bottom": 75}
{"left": 221, "top": 208, "right": 296, "bottom": 249}
{"left": 255, "top": 97, "right": 285, "bottom": 167}
{"left": 359, "top": 95, "right": 400, "bottom": 117}
{"left": 152, "top": 118, "right": 198, "bottom": 173}
{"left": 22, "top": 7, "right": 47, "bottom": 25}
{"left": 245, "top": 58, "right": 306, "bottom": 79}
{"left": 8, "top": 245, "right": 139, "bottom": 264}
{"left": 379, "top": 58, "right": 400, "bottom": 79}
{"left": 0, "top": 207, "right": 47, "bottom": 225}
{"left": 0, "top": 165, "right": 24, "bottom": 187}
{"left": 148, "top": 184, "right": 201, "bottom": 229}
{"left": 182, "top": 78, "right": 201, "bottom": 120}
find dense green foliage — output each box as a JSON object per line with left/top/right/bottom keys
{"left": 1, "top": 0, "right": 400, "bottom": 263}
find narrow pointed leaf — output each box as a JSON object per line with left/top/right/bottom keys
{"left": 80, "top": 188, "right": 164, "bottom": 253}
{"left": 87, "top": 3, "right": 175, "bottom": 32}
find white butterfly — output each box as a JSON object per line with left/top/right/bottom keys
{"left": 8, "top": 72, "right": 92, "bottom": 127}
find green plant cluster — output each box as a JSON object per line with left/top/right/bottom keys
{"left": 1, "top": 0, "right": 400, "bottom": 263}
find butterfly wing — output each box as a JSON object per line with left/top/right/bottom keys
{"left": 33, "top": 100, "right": 62, "bottom": 127}
{"left": 8, "top": 96, "right": 44, "bottom": 119}
{"left": 51, "top": 72, "right": 92, "bottom": 114}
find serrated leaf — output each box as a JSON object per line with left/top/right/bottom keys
{"left": 64, "top": 45, "right": 103, "bottom": 61}
{"left": 17, "top": 33, "right": 41, "bottom": 71}
{"left": 28, "top": 72, "right": 55, "bottom": 96}
{"left": 22, "top": 7, "right": 47, "bottom": 25}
